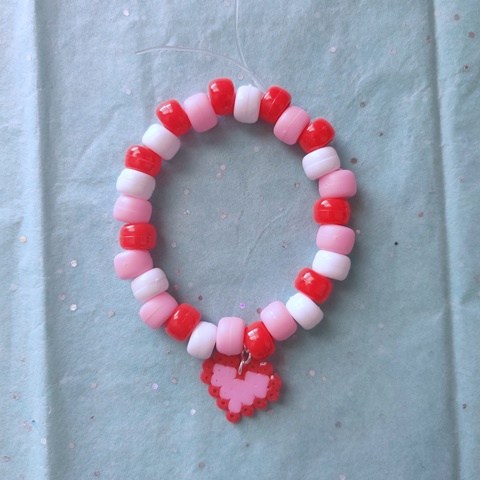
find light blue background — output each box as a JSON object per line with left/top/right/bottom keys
{"left": 1, "top": 1, "right": 479, "bottom": 479}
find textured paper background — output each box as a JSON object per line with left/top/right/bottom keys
{"left": 1, "top": 1, "right": 479, "bottom": 479}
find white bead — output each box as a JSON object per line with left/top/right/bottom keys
{"left": 116, "top": 168, "right": 156, "bottom": 200}
{"left": 285, "top": 293, "right": 324, "bottom": 330}
{"left": 233, "top": 85, "right": 263, "bottom": 124}
{"left": 312, "top": 250, "right": 351, "bottom": 281}
{"left": 302, "top": 146, "right": 341, "bottom": 180}
{"left": 142, "top": 124, "right": 181, "bottom": 160}
{"left": 131, "top": 268, "right": 169, "bottom": 302}
{"left": 187, "top": 321, "right": 217, "bottom": 359}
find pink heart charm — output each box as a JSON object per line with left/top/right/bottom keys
{"left": 200, "top": 353, "right": 282, "bottom": 423}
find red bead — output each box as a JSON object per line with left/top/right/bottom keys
{"left": 244, "top": 321, "right": 276, "bottom": 360}
{"left": 259, "top": 86, "right": 292, "bottom": 124}
{"left": 208, "top": 78, "right": 235, "bottom": 115}
{"left": 313, "top": 198, "right": 351, "bottom": 225}
{"left": 298, "top": 118, "right": 335, "bottom": 153}
{"left": 294, "top": 268, "right": 333, "bottom": 303}
{"left": 119, "top": 223, "right": 156, "bottom": 250}
{"left": 165, "top": 304, "right": 201, "bottom": 341}
{"left": 155, "top": 99, "right": 191, "bottom": 136}
{"left": 124, "top": 145, "right": 162, "bottom": 177}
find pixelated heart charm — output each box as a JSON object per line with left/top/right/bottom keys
{"left": 200, "top": 352, "right": 282, "bottom": 423}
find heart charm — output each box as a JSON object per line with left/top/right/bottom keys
{"left": 200, "top": 352, "right": 282, "bottom": 423}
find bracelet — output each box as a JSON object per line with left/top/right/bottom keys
{"left": 113, "top": 78, "right": 357, "bottom": 423}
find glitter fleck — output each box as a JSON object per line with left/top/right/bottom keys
{"left": 426, "top": 35, "right": 431, "bottom": 42}
{"left": 377, "top": 131, "right": 384, "bottom": 137}
{"left": 356, "top": 229, "right": 361, "bottom": 235}
{"left": 190, "top": 408, "right": 196, "bottom": 415}
{"left": 335, "top": 421, "right": 342, "bottom": 428}
{"left": 351, "top": 157, "right": 358, "bottom": 164}
{"left": 199, "top": 462, "right": 206, "bottom": 469}
{"left": 329, "top": 47, "right": 337, "bottom": 53}
{"left": 91, "top": 382, "right": 97, "bottom": 389}
{"left": 253, "top": 146, "right": 260, "bottom": 153}
{"left": 321, "top": 376, "right": 327, "bottom": 382}
{"left": 394, "top": 241, "right": 399, "bottom": 246}
{"left": 220, "top": 164, "right": 226, "bottom": 171}
{"left": 107, "top": 310, "right": 115, "bottom": 318}
{"left": 256, "top": 307, "right": 262, "bottom": 314}
{"left": 238, "top": 73, "right": 244, "bottom": 80}
{"left": 468, "top": 32, "right": 475, "bottom": 38}
{"left": 309, "top": 370, "right": 315, "bottom": 377}
{"left": 94, "top": 472, "right": 100, "bottom": 478}
{"left": 463, "top": 403, "right": 468, "bottom": 409}
{"left": 418, "top": 211, "right": 424, "bottom": 218}
{"left": 184, "top": 189, "right": 190, "bottom": 196}
{"left": 390, "top": 48, "right": 397, "bottom": 55}
{"left": 40, "top": 438, "right": 47, "bottom": 445}
{"left": 125, "top": 88, "right": 131, "bottom": 96}
{"left": 123, "top": 9, "right": 130, "bottom": 16}
{"left": 2, "top": 456, "right": 10, "bottom": 462}
{"left": 377, "top": 323, "right": 384, "bottom": 329}
{"left": 70, "top": 260, "right": 78, "bottom": 268}
{"left": 454, "top": 13, "right": 460, "bottom": 20}
{"left": 216, "top": 172, "right": 223, "bottom": 179}
{"left": 171, "top": 377, "right": 178, "bottom": 384}
{"left": 174, "top": 284, "right": 180, "bottom": 291}
{"left": 21, "top": 421, "right": 32, "bottom": 432}
{"left": 171, "top": 242, "right": 177, "bottom": 248}
{"left": 13, "top": 392, "right": 19, "bottom": 400}
{"left": 464, "top": 65, "right": 469, "bottom": 71}
{"left": 69, "top": 442, "right": 75, "bottom": 449}
{"left": 165, "top": 346, "right": 171, "bottom": 355}
{"left": 294, "top": 182, "right": 300, "bottom": 187}
{"left": 175, "top": 269, "right": 181, "bottom": 276}
{"left": 70, "top": 304, "right": 77, "bottom": 312}
{"left": 220, "top": 211, "right": 228, "bottom": 219}
{"left": 58, "top": 294, "right": 65, "bottom": 301}
{"left": 152, "top": 383, "right": 158, "bottom": 390}
{"left": 282, "top": 241, "right": 288, "bottom": 249}
{"left": 184, "top": 210, "right": 191, "bottom": 215}
{"left": 198, "top": 295, "right": 203, "bottom": 301}
{"left": 239, "top": 303, "right": 246, "bottom": 309}
{"left": 359, "top": 101, "right": 366, "bottom": 108}
{"left": 20, "top": 236, "right": 27, "bottom": 243}
{"left": 339, "top": 475, "right": 347, "bottom": 480}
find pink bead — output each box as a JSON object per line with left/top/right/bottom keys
{"left": 113, "top": 195, "right": 152, "bottom": 223}
{"left": 273, "top": 106, "right": 310, "bottom": 145}
{"left": 183, "top": 93, "right": 218, "bottom": 132}
{"left": 318, "top": 169, "right": 357, "bottom": 198}
{"left": 216, "top": 317, "right": 246, "bottom": 356}
{"left": 260, "top": 301, "right": 297, "bottom": 341}
{"left": 113, "top": 250, "right": 153, "bottom": 280}
{"left": 316, "top": 225, "right": 356, "bottom": 255}
{"left": 139, "top": 292, "right": 179, "bottom": 329}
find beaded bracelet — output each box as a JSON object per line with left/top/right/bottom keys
{"left": 113, "top": 78, "right": 357, "bottom": 423}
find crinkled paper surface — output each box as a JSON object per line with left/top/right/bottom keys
{"left": 1, "top": 1, "right": 479, "bottom": 479}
